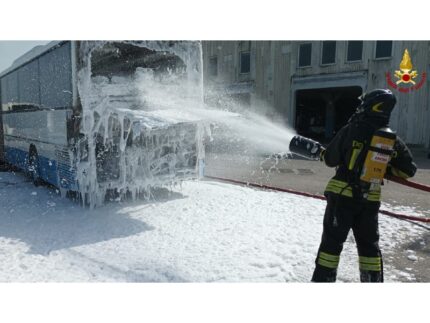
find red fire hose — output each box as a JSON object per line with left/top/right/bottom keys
{"left": 385, "top": 174, "right": 430, "bottom": 192}
{"left": 205, "top": 175, "right": 430, "bottom": 224}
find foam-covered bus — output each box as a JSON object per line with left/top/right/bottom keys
{"left": 0, "top": 41, "right": 204, "bottom": 206}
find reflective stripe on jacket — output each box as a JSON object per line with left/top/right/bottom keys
{"left": 325, "top": 178, "right": 381, "bottom": 202}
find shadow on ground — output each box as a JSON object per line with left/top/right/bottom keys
{"left": 0, "top": 171, "right": 186, "bottom": 256}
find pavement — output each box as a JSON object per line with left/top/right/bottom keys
{"left": 204, "top": 147, "right": 430, "bottom": 282}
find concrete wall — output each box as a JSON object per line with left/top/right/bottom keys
{"left": 365, "top": 41, "right": 430, "bottom": 148}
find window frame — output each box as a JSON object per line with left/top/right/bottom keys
{"left": 298, "top": 43, "right": 312, "bottom": 68}
{"left": 374, "top": 41, "right": 393, "bottom": 60}
{"left": 320, "top": 41, "right": 337, "bottom": 66}
{"left": 345, "top": 40, "right": 363, "bottom": 63}
{"left": 208, "top": 55, "right": 218, "bottom": 77}
{"left": 239, "top": 50, "right": 251, "bottom": 75}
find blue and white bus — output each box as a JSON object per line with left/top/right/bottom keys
{"left": 0, "top": 41, "right": 204, "bottom": 206}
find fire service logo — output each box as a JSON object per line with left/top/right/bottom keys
{"left": 386, "top": 49, "right": 426, "bottom": 93}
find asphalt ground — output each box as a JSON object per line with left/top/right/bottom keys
{"left": 204, "top": 149, "right": 430, "bottom": 282}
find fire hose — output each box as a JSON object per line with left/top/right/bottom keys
{"left": 385, "top": 174, "right": 430, "bottom": 193}
{"left": 205, "top": 175, "right": 430, "bottom": 224}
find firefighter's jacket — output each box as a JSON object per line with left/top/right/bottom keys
{"left": 322, "top": 118, "right": 417, "bottom": 202}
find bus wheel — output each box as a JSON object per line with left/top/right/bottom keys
{"left": 28, "top": 147, "right": 41, "bottom": 186}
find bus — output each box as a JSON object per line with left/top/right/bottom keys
{"left": 0, "top": 41, "right": 204, "bottom": 207}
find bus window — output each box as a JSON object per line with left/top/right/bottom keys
{"left": 39, "top": 42, "right": 72, "bottom": 108}
{"left": 1, "top": 72, "right": 19, "bottom": 107}
{"left": 18, "top": 59, "right": 40, "bottom": 106}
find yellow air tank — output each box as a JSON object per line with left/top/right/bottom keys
{"left": 360, "top": 128, "right": 396, "bottom": 184}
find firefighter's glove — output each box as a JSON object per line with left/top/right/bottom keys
{"left": 319, "top": 148, "right": 326, "bottom": 162}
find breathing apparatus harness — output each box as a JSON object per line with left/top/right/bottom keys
{"left": 342, "top": 89, "right": 397, "bottom": 200}
{"left": 343, "top": 118, "right": 395, "bottom": 200}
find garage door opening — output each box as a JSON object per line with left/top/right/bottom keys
{"left": 295, "top": 86, "right": 362, "bottom": 144}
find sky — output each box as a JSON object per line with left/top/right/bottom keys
{"left": 0, "top": 41, "right": 50, "bottom": 73}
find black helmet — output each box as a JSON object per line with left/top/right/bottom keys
{"left": 356, "top": 89, "right": 397, "bottom": 119}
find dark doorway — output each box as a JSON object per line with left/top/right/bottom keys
{"left": 295, "top": 86, "right": 362, "bottom": 144}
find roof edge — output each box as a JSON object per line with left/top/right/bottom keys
{"left": 0, "top": 41, "right": 65, "bottom": 78}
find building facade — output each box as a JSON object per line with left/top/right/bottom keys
{"left": 202, "top": 41, "right": 430, "bottom": 147}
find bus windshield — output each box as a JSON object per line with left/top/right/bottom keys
{"left": 86, "top": 41, "right": 202, "bottom": 112}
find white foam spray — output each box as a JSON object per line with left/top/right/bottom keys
{"left": 75, "top": 41, "right": 296, "bottom": 207}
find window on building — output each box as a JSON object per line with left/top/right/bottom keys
{"left": 375, "top": 41, "right": 393, "bottom": 59}
{"left": 298, "top": 43, "right": 312, "bottom": 67}
{"left": 240, "top": 51, "right": 250, "bottom": 74}
{"left": 209, "top": 56, "right": 218, "bottom": 77}
{"left": 321, "top": 41, "right": 336, "bottom": 65}
{"left": 347, "top": 41, "right": 363, "bottom": 62}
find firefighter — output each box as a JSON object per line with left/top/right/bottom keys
{"left": 311, "top": 89, "right": 417, "bottom": 282}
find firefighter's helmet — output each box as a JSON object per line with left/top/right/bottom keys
{"left": 356, "top": 89, "right": 397, "bottom": 119}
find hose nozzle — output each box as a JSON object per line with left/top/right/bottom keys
{"left": 289, "top": 135, "right": 325, "bottom": 161}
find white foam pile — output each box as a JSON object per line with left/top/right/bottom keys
{"left": 0, "top": 171, "right": 425, "bottom": 282}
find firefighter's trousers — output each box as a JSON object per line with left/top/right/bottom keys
{"left": 311, "top": 192, "right": 383, "bottom": 282}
